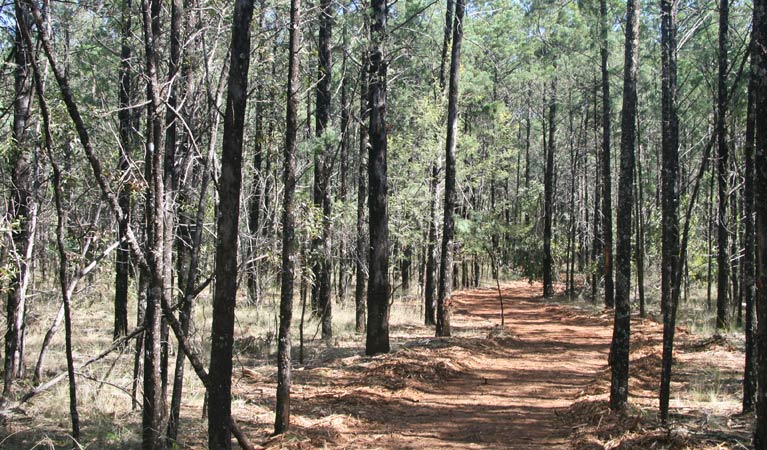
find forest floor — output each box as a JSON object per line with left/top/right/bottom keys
{"left": 0, "top": 280, "right": 752, "bottom": 449}
{"left": 223, "top": 281, "right": 751, "bottom": 449}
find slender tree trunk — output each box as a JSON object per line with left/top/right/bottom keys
{"left": 634, "top": 113, "right": 647, "bottom": 317}
{"left": 312, "top": 0, "right": 333, "bottom": 340}
{"left": 425, "top": 163, "right": 439, "bottom": 325}
{"left": 592, "top": 81, "right": 602, "bottom": 304}
{"left": 436, "top": 0, "right": 465, "bottom": 337}
{"left": 208, "top": 0, "right": 254, "bottom": 446}
{"left": 402, "top": 245, "right": 412, "bottom": 292}
{"left": 22, "top": 18, "right": 80, "bottom": 438}
{"left": 600, "top": 0, "right": 614, "bottom": 309}
{"left": 167, "top": 90, "right": 215, "bottom": 443}
{"left": 438, "top": 0, "right": 455, "bottom": 90}
{"left": 132, "top": 270, "right": 148, "bottom": 409}
{"left": 4, "top": 0, "right": 36, "bottom": 397}
{"left": 543, "top": 77, "right": 556, "bottom": 298}
{"left": 658, "top": 0, "right": 680, "bottom": 421}
{"left": 275, "top": 0, "right": 300, "bottom": 430}
{"left": 140, "top": 0, "right": 168, "bottom": 444}
{"left": 114, "top": 0, "right": 133, "bottom": 340}
{"left": 247, "top": 83, "right": 264, "bottom": 304}
{"left": 715, "top": 0, "right": 730, "bottom": 330}
{"left": 355, "top": 54, "right": 368, "bottom": 333}
{"left": 609, "top": 0, "right": 639, "bottom": 411}
{"left": 742, "top": 35, "right": 756, "bottom": 413}
{"left": 366, "top": 0, "right": 391, "bottom": 355}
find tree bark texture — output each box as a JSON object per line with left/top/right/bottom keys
{"left": 658, "top": 0, "right": 680, "bottom": 422}
{"left": 436, "top": 0, "right": 464, "bottom": 337}
{"left": 716, "top": 0, "right": 730, "bottom": 330}
{"left": 275, "top": 0, "right": 300, "bottom": 432}
{"left": 600, "top": 0, "right": 614, "bottom": 309}
{"left": 543, "top": 77, "right": 556, "bottom": 298}
{"left": 208, "top": 0, "right": 254, "bottom": 446}
{"left": 366, "top": 0, "right": 391, "bottom": 355}
{"left": 609, "top": 0, "right": 639, "bottom": 411}
{"left": 751, "top": 0, "right": 767, "bottom": 443}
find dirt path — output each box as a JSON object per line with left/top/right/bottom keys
{"left": 239, "top": 281, "right": 614, "bottom": 449}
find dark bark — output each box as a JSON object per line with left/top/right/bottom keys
{"left": 543, "top": 77, "right": 556, "bottom": 298}
{"left": 132, "top": 270, "right": 148, "bottom": 408}
{"left": 140, "top": 0, "right": 167, "bottom": 444}
{"left": 114, "top": 0, "right": 133, "bottom": 340}
{"left": 355, "top": 55, "right": 369, "bottom": 333}
{"left": 592, "top": 81, "right": 603, "bottom": 303}
{"left": 425, "top": 163, "right": 439, "bottom": 326}
{"left": 208, "top": 0, "right": 254, "bottom": 446}
{"left": 312, "top": 0, "right": 333, "bottom": 340}
{"left": 609, "top": 0, "right": 639, "bottom": 411}
{"left": 742, "top": 36, "right": 756, "bottom": 413}
{"left": 600, "top": 0, "right": 614, "bottom": 309}
{"left": 438, "top": 0, "right": 455, "bottom": 90}
{"left": 366, "top": 0, "right": 391, "bottom": 355}
{"left": 247, "top": 94, "right": 263, "bottom": 304}
{"left": 751, "top": 0, "right": 767, "bottom": 443}
{"left": 275, "top": 0, "right": 300, "bottom": 431}
{"left": 402, "top": 245, "right": 412, "bottom": 291}
{"left": 659, "top": 0, "right": 680, "bottom": 422}
{"left": 715, "top": 0, "right": 730, "bottom": 330}
{"left": 436, "top": 0, "right": 464, "bottom": 337}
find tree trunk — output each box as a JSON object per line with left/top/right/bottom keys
{"left": 247, "top": 84, "right": 264, "bottom": 304}
{"left": 366, "top": 0, "right": 391, "bottom": 355}
{"left": 425, "top": 164, "right": 439, "bottom": 325}
{"left": 543, "top": 77, "right": 556, "bottom": 298}
{"left": 436, "top": 0, "right": 464, "bottom": 337}
{"left": 4, "top": 0, "right": 36, "bottom": 397}
{"left": 751, "top": 0, "right": 767, "bottom": 443}
{"left": 600, "top": 0, "right": 614, "bottom": 309}
{"left": 208, "top": 0, "right": 254, "bottom": 446}
{"left": 275, "top": 0, "right": 300, "bottom": 430}
{"left": 715, "top": 0, "right": 730, "bottom": 330}
{"left": 658, "top": 0, "right": 680, "bottom": 421}
{"left": 438, "top": 0, "right": 455, "bottom": 90}
{"left": 355, "top": 55, "right": 368, "bottom": 334}
{"left": 742, "top": 34, "right": 756, "bottom": 413}
{"left": 402, "top": 245, "right": 412, "bottom": 292}
{"left": 140, "top": 0, "right": 168, "bottom": 444}
{"left": 23, "top": 19, "right": 80, "bottom": 438}
{"left": 114, "top": 0, "right": 133, "bottom": 340}
{"left": 312, "top": 0, "right": 333, "bottom": 340}
{"left": 609, "top": 0, "right": 639, "bottom": 411}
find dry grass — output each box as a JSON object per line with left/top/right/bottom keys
{"left": 0, "top": 272, "right": 428, "bottom": 449}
